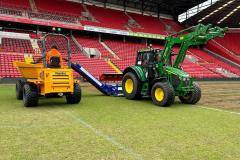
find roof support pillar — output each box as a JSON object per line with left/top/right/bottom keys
{"left": 157, "top": 4, "right": 160, "bottom": 18}
{"left": 104, "top": 0, "right": 107, "bottom": 8}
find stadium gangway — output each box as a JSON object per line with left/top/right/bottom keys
{"left": 71, "top": 63, "right": 123, "bottom": 96}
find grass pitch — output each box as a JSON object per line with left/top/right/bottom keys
{"left": 0, "top": 82, "right": 240, "bottom": 160}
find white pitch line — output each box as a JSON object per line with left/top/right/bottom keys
{"left": 199, "top": 106, "right": 240, "bottom": 116}
{"left": 64, "top": 111, "right": 144, "bottom": 160}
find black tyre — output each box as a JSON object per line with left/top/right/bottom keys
{"left": 179, "top": 82, "right": 201, "bottom": 104}
{"left": 16, "top": 79, "right": 25, "bottom": 100}
{"left": 66, "top": 83, "right": 81, "bottom": 104}
{"left": 23, "top": 83, "right": 39, "bottom": 107}
{"left": 122, "top": 72, "right": 142, "bottom": 100}
{"left": 151, "top": 82, "right": 175, "bottom": 107}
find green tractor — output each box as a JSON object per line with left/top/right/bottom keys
{"left": 122, "top": 24, "right": 227, "bottom": 107}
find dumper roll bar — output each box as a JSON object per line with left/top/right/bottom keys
{"left": 41, "top": 33, "right": 72, "bottom": 68}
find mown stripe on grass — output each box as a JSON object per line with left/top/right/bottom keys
{"left": 199, "top": 106, "right": 240, "bottom": 115}
{"left": 64, "top": 111, "right": 144, "bottom": 160}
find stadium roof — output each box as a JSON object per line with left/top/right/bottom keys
{"left": 184, "top": 0, "right": 240, "bottom": 28}
{"left": 88, "top": 0, "right": 207, "bottom": 17}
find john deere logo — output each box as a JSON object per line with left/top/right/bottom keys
{"left": 55, "top": 72, "right": 66, "bottom": 75}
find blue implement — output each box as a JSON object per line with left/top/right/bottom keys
{"left": 71, "top": 63, "right": 122, "bottom": 96}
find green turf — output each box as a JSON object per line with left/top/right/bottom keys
{"left": 0, "top": 85, "right": 240, "bottom": 160}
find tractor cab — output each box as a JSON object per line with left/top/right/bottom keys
{"left": 136, "top": 48, "right": 162, "bottom": 80}
{"left": 136, "top": 48, "right": 162, "bottom": 67}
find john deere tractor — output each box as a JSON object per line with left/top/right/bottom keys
{"left": 122, "top": 24, "right": 227, "bottom": 107}
{"left": 14, "top": 34, "right": 81, "bottom": 107}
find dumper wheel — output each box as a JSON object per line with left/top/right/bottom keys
{"left": 23, "top": 83, "right": 39, "bottom": 107}
{"left": 66, "top": 83, "right": 81, "bottom": 104}
{"left": 151, "top": 82, "right": 175, "bottom": 107}
{"left": 122, "top": 72, "right": 142, "bottom": 100}
{"left": 16, "top": 79, "right": 25, "bottom": 100}
{"left": 179, "top": 82, "right": 201, "bottom": 104}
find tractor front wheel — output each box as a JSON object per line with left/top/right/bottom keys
{"left": 122, "top": 72, "right": 142, "bottom": 99}
{"left": 151, "top": 82, "right": 175, "bottom": 107}
{"left": 179, "top": 82, "right": 201, "bottom": 104}
{"left": 23, "top": 83, "right": 39, "bottom": 107}
{"left": 66, "top": 83, "right": 81, "bottom": 104}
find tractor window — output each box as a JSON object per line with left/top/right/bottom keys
{"left": 155, "top": 51, "right": 162, "bottom": 62}
{"left": 143, "top": 52, "right": 155, "bottom": 65}
{"left": 136, "top": 52, "right": 157, "bottom": 66}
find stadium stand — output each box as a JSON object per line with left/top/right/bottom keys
{"left": 214, "top": 33, "right": 240, "bottom": 56}
{"left": 0, "top": 0, "right": 31, "bottom": 10}
{"left": 81, "top": 5, "right": 129, "bottom": 30}
{"left": 188, "top": 48, "right": 240, "bottom": 76}
{"left": 28, "top": 12, "right": 77, "bottom": 24}
{"left": 181, "top": 60, "right": 222, "bottom": 78}
{"left": 128, "top": 13, "right": 166, "bottom": 34}
{"left": 0, "top": 53, "right": 23, "bottom": 78}
{"left": 36, "top": 35, "right": 81, "bottom": 55}
{"left": 0, "top": 0, "right": 184, "bottom": 35}
{"left": 72, "top": 54, "right": 116, "bottom": 79}
{"left": 0, "top": 7, "right": 22, "bottom": 16}
{"left": 206, "top": 40, "right": 240, "bottom": 64}
{"left": 34, "top": 0, "right": 84, "bottom": 17}
{"left": 104, "top": 39, "right": 145, "bottom": 70}
{"left": 161, "top": 18, "right": 182, "bottom": 32}
{"left": 0, "top": 38, "right": 33, "bottom": 53}
{"left": 74, "top": 35, "right": 113, "bottom": 58}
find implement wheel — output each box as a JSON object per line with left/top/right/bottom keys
{"left": 122, "top": 72, "right": 142, "bottom": 99}
{"left": 66, "top": 83, "right": 81, "bottom": 104}
{"left": 179, "top": 82, "right": 201, "bottom": 104}
{"left": 16, "top": 79, "right": 25, "bottom": 100}
{"left": 23, "top": 83, "right": 39, "bottom": 107}
{"left": 151, "top": 82, "right": 175, "bottom": 107}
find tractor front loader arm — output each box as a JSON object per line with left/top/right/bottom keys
{"left": 160, "top": 24, "right": 228, "bottom": 68}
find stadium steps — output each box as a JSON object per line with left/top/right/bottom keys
{"left": 29, "top": 0, "right": 37, "bottom": 12}
{"left": 159, "top": 18, "right": 174, "bottom": 34}
{"left": 214, "top": 68, "right": 239, "bottom": 78}
{"left": 125, "top": 12, "right": 142, "bottom": 29}
{"left": 203, "top": 48, "right": 240, "bottom": 69}
{"left": 71, "top": 36, "right": 88, "bottom": 55}
{"left": 30, "top": 39, "right": 39, "bottom": 51}
{"left": 106, "top": 59, "right": 122, "bottom": 74}
{"left": 125, "top": 25, "right": 132, "bottom": 32}
{"left": 100, "top": 41, "right": 119, "bottom": 59}
{"left": 187, "top": 50, "right": 234, "bottom": 77}
{"left": 81, "top": 4, "right": 97, "bottom": 22}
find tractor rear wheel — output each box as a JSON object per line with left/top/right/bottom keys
{"left": 23, "top": 83, "right": 39, "bottom": 107}
{"left": 179, "top": 82, "right": 201, "bottom": 104}
{"left": 16, "top": 79, "right": 25, "bottom": 100}
{"left": 122, "top": 72, "right": 142, "bottom": 99}
{"left": 151, "top": 82, "right": 175, "bottom": 107}
{"left": 66, "top": 83, "right": 81, "bottom": 104}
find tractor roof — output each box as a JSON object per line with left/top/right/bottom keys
{"left": 137, "top": 48, "right": 162, "bottom": 54}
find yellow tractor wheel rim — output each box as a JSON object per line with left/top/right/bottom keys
{"left": 155, "top": 88, "right": 164, "bottom": 102}
{"left": 125, "top": 79, "right": 134, "bottom": 94}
